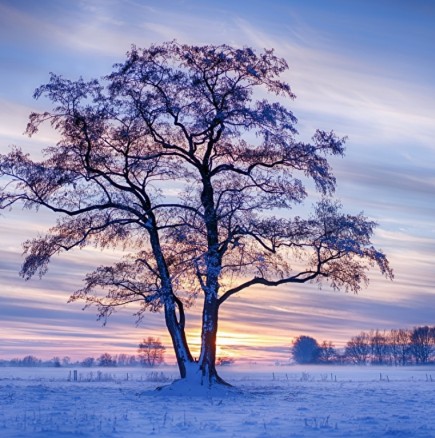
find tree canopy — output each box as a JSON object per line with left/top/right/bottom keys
{"left": 291, "top": 336, "right": 320, "bottom": 364}
{"left": 0, "top": 42, "right": 393, "bottom": 386}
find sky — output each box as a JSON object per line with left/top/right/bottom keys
{"left": 0, "top": 0, "right": 434, "bottom": 364}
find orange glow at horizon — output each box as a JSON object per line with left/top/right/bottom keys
{"left": 0, "top": 262, "right": 411, "bottom": 363}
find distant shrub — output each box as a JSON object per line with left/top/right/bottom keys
{"left": 217, "top": 357, "right": 235, "bottom": 366}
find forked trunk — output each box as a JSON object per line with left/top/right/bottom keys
{"left": 164, "top": 295, "right": 229, "bottom": 386}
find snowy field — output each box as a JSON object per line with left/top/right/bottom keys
{"left": 0, "top": 364, "right": 434, "bottom": 437}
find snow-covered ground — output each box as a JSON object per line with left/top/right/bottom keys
{"left": 0, "top": 364, "right": 434, "bottom": 437}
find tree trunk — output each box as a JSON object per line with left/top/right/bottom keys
{"left": 189, "top": 176, "right": 228, "bottom": 386}
{"left": 196, "top": 295, "right": 229, "bottom": 386}
{"left": 146, "top": 220, "right": 194, "bottom": 378}
{"left": 164, "top": 299, "right": 193, "bottom": 378}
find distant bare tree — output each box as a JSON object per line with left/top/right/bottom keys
{"left": 138, "top": 337, "right": 165, "bottom": 367}
{"left": 21, "top": 355, "right": 40, "bottom": 367}
{"left": 116, "top": 354, "right": 130, "bottom": 367}
{"left": 388, "top": 329, "right": 411, "bottom": 366}
{"left": 127, "top": 355, "right": 138, "bottom": 366}
{"left": 369, "top": 329, "right": 390, "bottom": 365}
{"left": 98, "top": 353, "right": 116, "bottom": 367}
{"left": 317, "top": 340, "right": 338, "bottom": 363}
{"left": 344, "top": 332, "right": 371, "bottom": 365}
{"left": 50, "top": 357, "right": 61, "bottom": 367}
{"left": 81, "top": 357, "right": 95, "bottom": 367}
{"left": 410, "top": 326, "right": 434, "bottom": 364}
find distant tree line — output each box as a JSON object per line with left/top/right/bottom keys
{"left": 291, "top": 326, "right": 435, "bottom": 365}
{"left": 0, "top": 337, "right": 166, "bottom": 368}
{"left": 0, "top": 337, "right": 236, "bottom": 369}
{"left": 0, "top": 354, "right": 142, "bottom": 368}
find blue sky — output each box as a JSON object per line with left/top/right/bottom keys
{"left": 0, "top": 0, "right": 434, "bottom": 362}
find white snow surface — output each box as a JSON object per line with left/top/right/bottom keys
{"left": 0, "top": 364, "right": 434, "bottom": 437}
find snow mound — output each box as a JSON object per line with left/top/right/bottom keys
{"left": 143, "top": 378, "right": 242, "bottom": 397}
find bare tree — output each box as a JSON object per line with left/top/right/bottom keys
{"left": 98, "top": 353, "right": 116, "bottom": 367}
{"left": 317, "top": 340, "right": 338, "bottom": 363}
{"left": 21, "top": 355, "right": 41, "bottom": 367}
{"left": 51, "top": 357, "right": 61, "bottom": 367}
{"left": 344, "top": 332, "right": 371, "bottom": 365}
{"left": 138, "top": 337, "right": 165, "bottom": 367}
{"left": 369, "top": 329, "right": 391, "bottom": 365}
{"left": 410, "top": 326, "right": 434, "bottom": 364}
{"left": 116, "top": 353, "right": 137, "bottom": 367}
{"left": 388, "top": 329, "right": 411, "bottom": 366}
{"left": 81, "top": 357, "right": 95, "bottom": 367}
{"left": 0, "top": 42, "right": 393, "bottom": 386}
